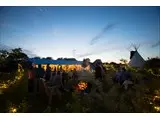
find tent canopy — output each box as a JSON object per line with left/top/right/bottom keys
{"left": 28, "top": 58, "right": 83, "bottom": 65}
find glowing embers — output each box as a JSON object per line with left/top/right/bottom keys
{"left": 73, "top": 81, "right": 88, "bottom": 93}
{"left": 78, "top": 81, "right": 88, "bottom": 91}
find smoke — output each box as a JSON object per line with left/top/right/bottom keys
{"left": 0, "top": 43, "right": 12, "bottom": 51}
{"left": 151, "top": 41, "right": 160, "bottom": 48}
{"left": 22, "top": 49, "right": 38, "bottom": 58}
{"left": 90, "top": 23, "right": 116, "bottom": 45}
{"left": 77, "top": 53, "right": 94, "bottom": 58}
{"left": 76, "top": 44, "right": 127, "bottom": 58}
{"left": 75, "top": 48, "right": 108, "bottom": 58}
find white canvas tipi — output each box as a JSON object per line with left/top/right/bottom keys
{"left": 128, "top": 50, "right": 145, "bottom": 68}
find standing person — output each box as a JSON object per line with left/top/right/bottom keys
{"left": 62, "top": 70, "right": 66, "bottom": 88}
{"left": 45, "top": 64, "right": 51, "bottom": 82}
{"left": 68, "top": 70, "right": 73, "bottom": 80}
{"left": 73, "top": 69, "right": 78, "bottom": 81}
{"left": 120, "top": 67, "right": 129, "bottom": 85}
{"left": 51, "top": 71, "right": 63, "bottom": 99}
{"left": 28, "top": 65, "right": 35, "bottom": 94}
{"left": 95, "top": 63, "right": 103, "bottom": 82}
{"left": 35, "top": 64, "right": 45, "bottom": 94}
{"left": 113, "top": 67, "right": 122, "bottom": 83}
{"left": 121, "top": 67, "right": 133, "bottom": 89}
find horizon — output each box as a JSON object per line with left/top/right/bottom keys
{"left": 0, "top": 6, "right": 160, "bottom": 63}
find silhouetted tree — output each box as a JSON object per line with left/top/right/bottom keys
{"left": 0, "top": 48, "right": 28, "bottom": 72}
{"left": 46, "top": 57, "right": 53, "bottom": 60}
{"left": 120, "top": 58, "right": 128, "bottom": 65}
{"left": 8, "top": 48, "right": 28, "bottom": 61}
{"left": 0, "top": 50, "right": 9, "bottom": 63}
{"left": 144, "top": 57, "right": 160, "bottom": 74}
{"left": 57, "top": 58, "right": 63, "bottom": 60}
{"left": 34, "top": 56, "right": 41, "bottom": 59}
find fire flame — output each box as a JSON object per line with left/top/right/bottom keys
{"left": 77, "top": 81, "right": 88, "bottom": 90}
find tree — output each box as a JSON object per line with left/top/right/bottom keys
{"left": 57, "top": 58, "right": 63, "bottom": 60}
{"left": 0, "top": 50, "right": 9, "bottom": 63}
{"left": 8, "top": 48, "right": 28, "bottom": 61}
{"left": 2, "top": 48, "right": 28, "bottom": 72}
{"left": 120, "top": 59, "right": 128, "bottom": 65}
{"left": 34, "top": 57, "right": 41, "bottom": 59}
{"left": 46, "top": 57, "right": 53, "bottom": 60}
{"left": 144, "top": 57, "right": 160, "bottom": 74}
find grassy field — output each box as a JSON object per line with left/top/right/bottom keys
{"left": 0, "top": 70, "right": 28, "bottom": 112}
{"left": 0, "top": 68, "right": 160, "bottom": 113}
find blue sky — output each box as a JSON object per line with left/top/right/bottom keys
{"left": 0, "top": 6, "right": 159, "bottom": 62}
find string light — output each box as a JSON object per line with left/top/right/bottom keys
{"left": 0, "top": 64, "right": 24, "bottom": 89}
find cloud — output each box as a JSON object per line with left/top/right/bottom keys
{"left": 90, "top": 23, "right": 116, "bottom": 45}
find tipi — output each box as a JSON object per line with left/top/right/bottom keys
{"left": 128, "top": 44, "right": 145, "bottom": 68}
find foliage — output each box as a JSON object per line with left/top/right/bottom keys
{"left": 46, "top": 57, "right": 53, "bottom": 60}
{"left": 33, "top": 57, "right": 41, "bottom": 59}
{"left": 0, "top": 64, "right": 24, "bottom": 88}
{"left": 120, "top": 58, "right": 128, "bottom": 65}
{"left": 0, "top": 48, "right": 28, "bottom": 73}
{"left": 6, "top": 97, "right": 28, "bottom": 113}
{"left": 144, "top": 57, "right": 160, "bottom": 75}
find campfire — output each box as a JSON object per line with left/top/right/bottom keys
{"left": 73, "top": 81, "right": 88, "bottom": 92}
{"left": 78, "top": 81, "right": 88, "bottom": 91}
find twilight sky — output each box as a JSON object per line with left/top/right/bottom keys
{"left": 0, "top": 6, "right": 159, "bottom": 62}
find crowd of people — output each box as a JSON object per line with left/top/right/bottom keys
{"left": 113, "top": 67, "right": 133, "bottom": 90}
{"left": 28, "top": 64, "right": 79, "bottom": 95}
{"left": 27, "top": 61, "right": 133, "bottom": 99}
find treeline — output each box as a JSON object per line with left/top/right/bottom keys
{"left": 102, "top": 57, "right": 160, "bottom": 75}
{"left": 0, "top": 48, "right": 29, "bottom": 73}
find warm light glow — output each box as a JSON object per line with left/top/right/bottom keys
{"left": 154, "top": 106, "right": 160, "bottom": 111}
{"left": 0, "top": 84, "right": 8, "bottom": 88}
{"left": 10, "top": 107, "right": 17, "bottom": 113}
{"left": 152, "top": 90, "right": 160, "bottom": 112}
{"left": 78, "top": 81, "right": 88, "bottom": 90}
{"left": 0, "top": 64, "right": 24, "bottom": 89}
{"left": 153, "top": 96, "right": 160, "bottom": 101}
{"left": 35, "top": 64, "right": 82, "bottom": 71}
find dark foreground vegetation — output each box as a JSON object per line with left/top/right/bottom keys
{"left": 0, "top": 48, "right": 160, "bottom": 113}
